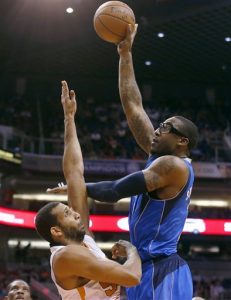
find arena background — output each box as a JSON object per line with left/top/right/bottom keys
{"left": 0, "top": 0, "right": 231, "bottom": 299}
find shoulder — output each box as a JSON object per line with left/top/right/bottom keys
{"left": 149, "top": 155, "right": 188, "bottom": 173}
{"left": 53, "top": 244, "right": 89, "bottom": 265}
{"left": 52, "top": 244, "right": 93, "bottom": 277}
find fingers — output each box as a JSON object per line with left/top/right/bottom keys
{"left": 112, "top": 250, "right": 119, "bottom": 259}
{"left": 61, "top": 81, "right": 76, "bottom": 102}
{"left": 111, "top": 245, "right": 120, "bottom": 259}
{"left": 61, "top": 80, "right": 69, "bottom": 99}
{"left": 70, "top": 90, "right": 76, "bottom": 102}
{"left": 46, "top": 182, "right": 65, "bottom": 194}
{"left": 126, "top": 23, "right": 137, "bottom": 37}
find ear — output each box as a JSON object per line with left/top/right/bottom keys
{"left": 50, "top": 226, "right": 62, "bottom": 238}
{"left": 178, "top": 137, "right": 189, "bottom": 146}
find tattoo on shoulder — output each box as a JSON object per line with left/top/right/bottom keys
{"left": 157, "top": 157, "right": 176, "bottom": 176}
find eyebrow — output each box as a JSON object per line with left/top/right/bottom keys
{"left": 64, "top": 206, "right": 69, "bottom": 214}
{"left": 11, "top": 285, "right": 30, "bottom": 290}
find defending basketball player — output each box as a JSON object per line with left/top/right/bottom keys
{"left": 35, "top": 81, "right": 141, "bottom": 300}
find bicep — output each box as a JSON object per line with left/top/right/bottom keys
{"left": 143, "top": 156, "right": 189, "bottom": 192}
{"left": 127, "top": 108, "right": 155, "bottom": 154}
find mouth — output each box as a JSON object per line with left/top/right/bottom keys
{"left": 152, "top": 138, "right": 158, "bottom": 145}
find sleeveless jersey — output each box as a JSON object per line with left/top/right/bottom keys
{"left": 129, "top": 155, "right": 194, "bottom": 262}
{"left": 50, "top": 235, "right": 120, "bottom": 300}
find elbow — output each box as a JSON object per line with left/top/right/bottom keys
{"left": 125, "top": 274, "right": 141, "bottom": 287}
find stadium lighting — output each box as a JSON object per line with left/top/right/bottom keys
{"left": 145, "top": 61, "right": 152, "bottom": 66}
{"left": 157, "top": 32, "right": 165, "bottom": 38}
{"left": 12, "top": 194, "right": 229, "bottom": 207}
{"left": 66, "top": 7, "right": 74, "bottom": 14}
{"left": 8, "top": 239, "right": 114, "bottom": 250}
{"left": 13, "top": 193, "right": 67, "bottom": 201}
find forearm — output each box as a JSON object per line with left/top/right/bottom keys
{"left": 123, "top": 248, "right": 141, "bottom": 285}
{"left": 119, "top": 53, "right": 154, "bottom": 153}
{"left": 119, "top": 52, "right": 142, "bottom": 113}
{"left": 63, "top": 116, "right": 84, "bottom": 179}
{"left": 86, "top": 171, "right": 147, "bottom": 203}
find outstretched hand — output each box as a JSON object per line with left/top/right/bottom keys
{"left": 46, "top": 182, "right": 67, "bottom": 194}
{"left": 61, "top": 80, "right": 77, "bottom": 118}
{"left": 117, "top": 23, "right": 138, "bottom": 55}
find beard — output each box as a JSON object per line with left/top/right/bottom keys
{"left": 60, "top": 224, "right": 86, "bottom": 243}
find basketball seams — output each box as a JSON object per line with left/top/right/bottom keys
{"left": 95, "top": 16, "right": 123, "bottom": 38}
{"left": 93, "top": 1, "right": 135, "bottom": 43}
{"left": 95, "top": 13, "right": 134, "bottom": 25}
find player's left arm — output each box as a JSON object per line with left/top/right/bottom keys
{"left": 61, "top": 81, "right": 91, "bottom": 236}
{"left": 85, "top": 156, "right": 189, "bottom": 202}
{"left": 47, "top": 156, "right": 188, "bottom": 203}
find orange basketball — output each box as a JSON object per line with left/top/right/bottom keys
{"left": 93, "top": 1, "right": 135, "bottom": 44}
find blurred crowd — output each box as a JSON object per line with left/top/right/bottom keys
{"left": 0, "top": 263, "right": 51, "bottom": 299}
{"left": 193, "top": 277, "right": 231, "bottom": 300}
{"left": 188, "top": 205, "right": 231, "bottom": 219}
{"left": 0, "top": 263, "right": 230, "bottom": 300}
{"left": 0, "top": 93, "right": 230, "bottom": 161}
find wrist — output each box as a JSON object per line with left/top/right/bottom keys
{"left": 64, "top": 115, "right": 75, "bottom": 121}
{"left": 119, "top": 51, "right": 132, "bottom": 58}
{"left": 127, "top": 246, "right": 137, "bottom": 257}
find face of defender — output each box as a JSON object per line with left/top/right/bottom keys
{"left": 52, "top": 203, "right": 86, "bottom": 243}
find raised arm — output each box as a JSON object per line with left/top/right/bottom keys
{"left": 118, "top": 24, "right": 155, "bottom": 154}
{"left": 47, "top": 156, "right": 188, "bottom": 203}
{"left": 61, "top": 81, "right": 90, "bottom": 235}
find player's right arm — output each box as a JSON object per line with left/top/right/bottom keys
{"left": 61, "top": 81, "right": 91, "bottom": 236}
{"left": 118, "top": 24, "right": 155, "bottom": 154}
{"left": 53, "top": 240, "right": 141, "bottom": 288}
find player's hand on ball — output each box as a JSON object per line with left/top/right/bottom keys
{"left": 117, "top": 23, "right": 138, "bottom": 55}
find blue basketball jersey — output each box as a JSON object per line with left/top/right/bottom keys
{"left": 129, "top": 154, "right": 194, "bottom": 261}
{"left": 127, "top": 155, "right": 194, "bottom": 300}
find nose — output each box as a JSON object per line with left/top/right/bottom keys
{"left": 73, "top": 211, "right": 80, "bottom": 219}
{"left": 154, "top": 128, "right": 160, "bottom": 136}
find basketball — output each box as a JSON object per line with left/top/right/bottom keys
{"left": 93, "top": 1, "right": 135, "bottom": 44}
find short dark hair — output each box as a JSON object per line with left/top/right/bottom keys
{"left": 174, "top": 116, "right": 199, "bottom": 150}
{"left": 35, "top": 202, "right": 60, "bottom": 244}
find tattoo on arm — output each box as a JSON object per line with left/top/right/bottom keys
{"left": 145, "top": 158, "right": 176, "bottom": 191}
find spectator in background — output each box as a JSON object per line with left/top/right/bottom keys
{"left": 4, "top": 279, "right": 31, "bottom": 300}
